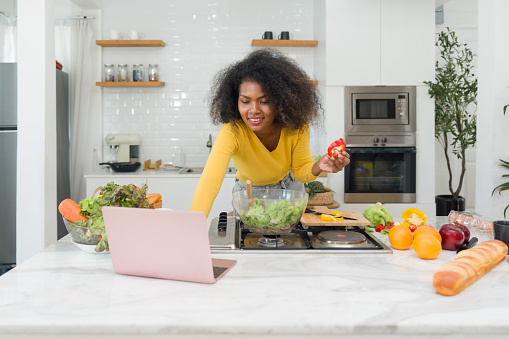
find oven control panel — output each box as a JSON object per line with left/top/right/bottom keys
{"left": 345, "top": 133, "right": 415, "bottom": 147}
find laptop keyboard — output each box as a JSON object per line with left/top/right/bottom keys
{"left": 213, "top": 266, "right": 228, "bottom": 278}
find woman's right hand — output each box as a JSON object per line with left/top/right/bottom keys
{"left": 312, "top": 151, "right": 350, "bottom": 175}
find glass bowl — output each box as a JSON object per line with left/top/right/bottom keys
{"left": 232, "top": 189, "right": 308, "bottom": 235}
{"left": 62, "top": 216, "right": 102, "bottom": 246}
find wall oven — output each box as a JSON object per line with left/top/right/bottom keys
{"left": 344, "top": 147, "right": 416, "bottom": 203}
{"left": 344, "top": 86, "right": 417, "bottom": 203}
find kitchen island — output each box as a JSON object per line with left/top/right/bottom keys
{"left": 1, "top": 223, "right": 508, "bottom": 338}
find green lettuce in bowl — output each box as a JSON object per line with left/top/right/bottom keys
{"left": 233, "top": 189, "right": 308, "bottom": 235}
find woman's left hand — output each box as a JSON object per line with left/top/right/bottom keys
{"left": 313, "top": 151, "right": 350, "bottom": 175}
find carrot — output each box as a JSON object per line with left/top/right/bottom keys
{"left": 146, "top": 193, "right": 162, "bottom": 204}
{"left": 58, "top": 198, "right": 88, "bottom": 223}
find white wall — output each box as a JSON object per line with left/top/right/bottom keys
{"left": 476, "top": 0, "right": 509, "bottom": 220}
{"left": 17, "top": 0, "right": 57, "bottom": 263}
{"left": 98, "top": 0, "right": 320, "bottom": 168}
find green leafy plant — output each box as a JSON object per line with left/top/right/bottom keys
{"left": 304, "top": 181, "right": 325, "bottom": 198}
{"left": 424, "top": 27, "right": 478, "bottom": 199}
{"left": 492, "top": 107, "right": 509, "bottom": 218}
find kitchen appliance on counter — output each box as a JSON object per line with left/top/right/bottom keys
{"left": 105, "top": 134, "right": 141, "bottom": 162}
{"left": 344, "top": 85, "right": 417, "bottom": 203}
{"left": 209, "top": 213, "right": 392, "bottom": 254}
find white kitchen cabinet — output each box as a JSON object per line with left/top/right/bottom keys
{"left": 147, "top": 177, "right": 236, "bottom": 218}
{"left": 146, "top": 177, "right": 198, "bottom": 210}
{"left": 326, "top": 0, "right": 380, "bottom": 86}
{"left": 380, "top": 0, "right": 435, "bottom": 85}
{"left": 326, "top": 0, "right": 434, "bottom": 86}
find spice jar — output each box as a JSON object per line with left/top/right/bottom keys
{"left": 117, "top": 64, "right": 129, "bottom": 82}
{"left": 103, "top": 64, "right": 115, "bottom": 82}
{"left": 133, "top": 64, "right": 143, "bottom": 82}
{"left": 148, "top": 64, "right": 159, "bottom": 81}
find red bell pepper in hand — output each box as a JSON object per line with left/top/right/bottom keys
{"left": 327, "top": 138, "right": 346, "bottom": 157}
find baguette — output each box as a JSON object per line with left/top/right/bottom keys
{"left": 433, "top": 240, "right": 508, "bottom": 296}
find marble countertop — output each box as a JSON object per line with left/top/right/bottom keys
{"left": 1, "top": 219, "right": 508, "bottom": 338}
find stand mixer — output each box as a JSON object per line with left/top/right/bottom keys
{"left": 105, "top": 134, "right": 141, "bottom": 162}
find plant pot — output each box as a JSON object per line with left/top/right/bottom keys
{"left": 435, "top": 195, "right": 465, "bottom": 216}
{"left": 307, "top": 189, "right": 334, "bottom": 206}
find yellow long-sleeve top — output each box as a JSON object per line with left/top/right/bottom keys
{"left": 190, "top": 122, "right": 319, "bottom": 217}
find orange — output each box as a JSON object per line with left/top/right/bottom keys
{"left": 413, "top": 234, "right": 442, "bottom": 259}
{"left": 388, "top": 225, "right": 413, "bottom": 250}
{"left": 413, "top": 225, "right": 442, "bottom": 243}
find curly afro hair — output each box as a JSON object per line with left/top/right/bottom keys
{"left": 208, "top": 48, "right": 323, "bottom": 132}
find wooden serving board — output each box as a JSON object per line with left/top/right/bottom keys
{"left": 300, "top": 206, "right": 370, "bottom": 227}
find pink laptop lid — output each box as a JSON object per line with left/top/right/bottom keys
{"left": 102, "top": 206, "right": 235, "bottom": 284}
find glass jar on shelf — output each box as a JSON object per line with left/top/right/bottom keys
{"left": 117, "top": 64, "right": 129, "bottom": 82}
{"left": 133, "top": 64, "right": 143, "bottom": 82}
{"left": 103, "top": 64, "right": 115, "bottom": 82}
{"left": 148, "top": 64, "right": 159, "bottom": 81}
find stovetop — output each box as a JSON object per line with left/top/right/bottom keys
{"left": 209, "top": 213, "right": 392, "bottom": 254}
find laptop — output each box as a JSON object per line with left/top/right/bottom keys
{"left": 102, "top": 206, "right": 236, "bottom": 284}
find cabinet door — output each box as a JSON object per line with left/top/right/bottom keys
{"left": 208, "top": 177, "right": 236, "bottom": 219}
{"left": 326, "top": 0, "right": 381, "bottom": 86}
{"left": 85, "top": 177, "right": 147, "bottom": 197}
{"left": 380, "top": 0, "right": 435, "bottom": 85}
{"left": 146, "top": 177, "right": 199, "bottom": 211}
{"left": 147, "top": 177, "right": 236, "bottom": 218}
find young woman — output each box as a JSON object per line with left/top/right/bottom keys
{"left": 190, "top": 49, "right": 350, "bottom": 217}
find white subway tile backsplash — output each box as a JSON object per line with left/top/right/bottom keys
{"left": 101, "top": 0, "right": 320, "bottom": 167}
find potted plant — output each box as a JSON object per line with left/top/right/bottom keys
{"left": 304, "top": 181, "right": 334, "bottom": 206}
{"left": 492, "top": 107, "right": 509, "bottom": 218}
{"left": 424, "top": 27, "right": 478, "bottom": 216}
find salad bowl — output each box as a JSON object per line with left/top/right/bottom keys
{"left": 62, "top": 216, "right": 105, "bottom": 253}
{"left": 232, "top": 189, "right": 308, "bottom": 235}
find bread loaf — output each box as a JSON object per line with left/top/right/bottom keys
{"left": 433, "top": 240, "right": 508, "bottom": 296}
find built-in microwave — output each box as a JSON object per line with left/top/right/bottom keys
{"left": 345, "top": 86, "right": 416, "bottom": 134}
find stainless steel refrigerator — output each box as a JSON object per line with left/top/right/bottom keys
{"left": 0, "top": 63, "right": 17, "bottom": 270}
{"left": 0, "top": 63, "right": 70, "bottom": 270}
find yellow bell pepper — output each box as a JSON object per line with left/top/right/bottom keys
{"left": 331, "top": 211, "right": 342, "bottom": 217}
{"left": 320, "top": 214, "right": 336, "bottom": 221}
{"left": 401, "top": 208, "right": 427, "bottom": 227}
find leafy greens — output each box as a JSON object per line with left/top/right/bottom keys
{"left": 363, "top": 202, "right": 394, "bottom": 227}
{"left": 240, "top": 199, "right": 306, "bottom": 234}
{"left": 75, "top": 182, "right": 153, "bottom": 252}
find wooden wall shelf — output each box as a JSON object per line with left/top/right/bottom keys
{"left": 96, "top": 81, "right": 165, "bottom": 87}
{"left": 251, "top": 39, "right": 318, "bottom": 47}
{"left": 96, "top": 40, "right": 165, "bottom": 47}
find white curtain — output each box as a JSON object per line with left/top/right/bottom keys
{"left": 55, "top": 19, "right": 96, "bottom": 202}
{"left": 0, "top": 14, "right": 16, "bottom": 62}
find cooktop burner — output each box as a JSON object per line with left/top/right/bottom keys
{"left": 312, "top": 230, "right": 367, "bottom": 248}
{"left": 244, "top": 233, "right": 308, "bottom": 249}
{"left": 208, "top": 213, "right": 392, "bottom": 253}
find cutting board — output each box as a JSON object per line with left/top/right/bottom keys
{"left": 300, "top": 206, "right": 370, "bottom": 227}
